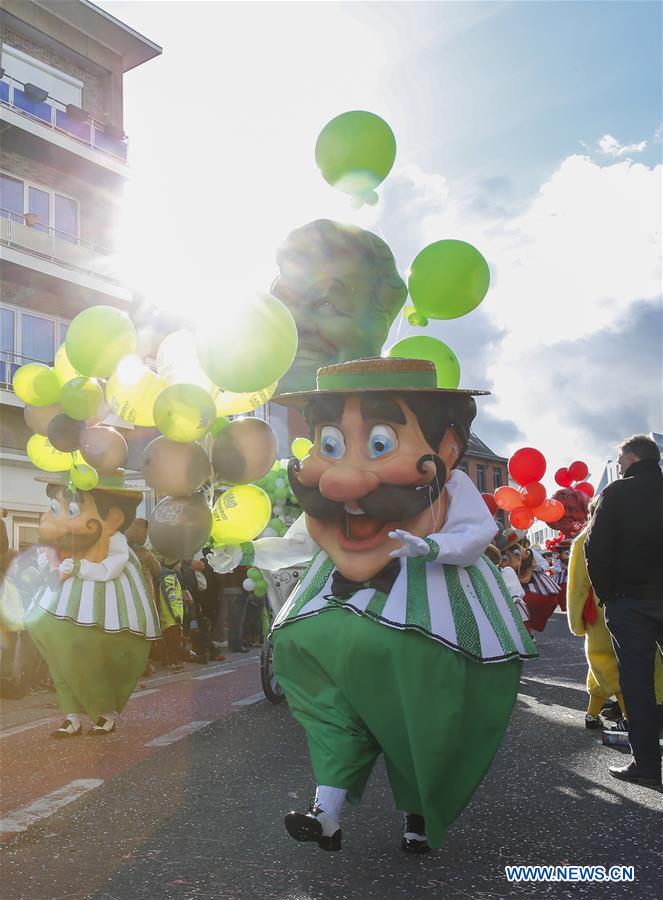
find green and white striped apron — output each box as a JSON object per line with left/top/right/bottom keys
{"left": 29, "top": 548, "right": 160, "bottom": 639}
{"left": 272, "top": 552, "right": 537, "bottom": 663}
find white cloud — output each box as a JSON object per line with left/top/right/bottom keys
{"left": 597, "top": 133, "right": 647, "bottom": 156}
{"left": 384, "top": 153, "right": 662, "bottom": 481}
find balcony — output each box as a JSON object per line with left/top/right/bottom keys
{"left": 0, "top": 74, "right": 128, "bottom": 177}
{"left": 1, "top": 210, "right": 132, "bottom": 304}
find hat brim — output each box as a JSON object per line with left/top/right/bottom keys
{"left": 35, "top": 474, "right": 146, "bottom": 499}
{"left": 274, "top": 385, "right": 490, "bottom": 408}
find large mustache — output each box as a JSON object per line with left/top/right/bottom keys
{"left": 287, "top": 454, "right": 446, "bottom": 522}
{"left": 49, "top": 520, "right": 103, "bottom": 556}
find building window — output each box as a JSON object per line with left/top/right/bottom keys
{"left": 0, "top": 304, "right": 69, "bottom": 383}
{"left": 493, "top": 467, "right": 503, "bottom": 490}
{"left": 1, "top": 44, "right": 83, "bottom": 107}
{"left": 0, "top": 171, "right": 79, "bottom": 237}
{"left": 476, "top": 465, "right": 486, "bottom": 492}
{"left": 0, "top": 174, "right": 23, "bottom": 222}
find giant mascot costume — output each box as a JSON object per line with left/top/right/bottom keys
{"left": 26, "top": 473, "right": 160, "bottom": 737}
{"left": 211, "top": 357, "right": 536, "bottom": 853}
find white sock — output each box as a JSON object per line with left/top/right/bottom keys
{"left": 64, "top": 713, "right": 81, "bottom": 729}
{"left": 314, "top": 785, "right": 346, "bottom": 828}
{"left": 98, "top": 711, "right": 116, "bottom": 729}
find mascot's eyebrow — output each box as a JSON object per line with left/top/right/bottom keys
{"left": 359, "top": 394, "right": 406, "bottom": 425}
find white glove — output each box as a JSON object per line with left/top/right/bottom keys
{"left": 388, "top": 529, "right": 429, "bottom": 559}
{"left": 57, "top": 558, "right": 75, "bottom": 581}
{"left": 206, "top": 545, "right": 242, "bottom": 574}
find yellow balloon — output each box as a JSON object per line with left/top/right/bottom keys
{"left": 27, "top": 434, "right": 72, "bottom": 472}
{"left": 54, "top": 344, "right": 78, "bottom": 385}
{"left": 291, "top": 437, "right": 313, "bottom": 461}
{"left": 211, "top": 484, "right": 272, "bottom": 545}
{"left": 214, "top": 382, "right": 277, "bottom": 417}
{"left": 106, "top": 355, "right": 166, "bottom": 427}
{"left": 13, "top": 364, "right": 61, "bottom": 406}
{"left": 156, "top": 330, "right": 216, "bottom": 393}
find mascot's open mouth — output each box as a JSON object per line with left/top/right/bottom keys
{"left": 342, "top": 507, "right": 387, "bottom": 542}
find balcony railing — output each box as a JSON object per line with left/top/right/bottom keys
{"left": 1, "top": 208, "right": 123, "bottom": 285}
{"left": 0, "top": 74, "right": 128, "bottom": 163}
{"left": 0, "top": 349, "right": 52, "bottom": 393}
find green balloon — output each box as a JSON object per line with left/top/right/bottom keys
{"left": 65, "top": 305, "right": 136, "bottom": 377}
{"left": 196, "top": 294, "right": 298, "bottom": 393}
{"left": 13, "top": 364, "right": 61, "bottom": 406}
{"left": 153, "top": 383, "right": 216, "bottom": 443}
{"left": 61, "top": 377, "right": 103, "bottom": 421}
{"left": 408, "top": 240, "right": 490, "bottom": 320}
{"left": 253, "top": 584, "right": 267, "bottom": 598}
{"left": 315, "top": 111, "right": 396, "bottom": 200}
{"left": 387, "top": 336, "right": 461, "bottom": 389}
{"left": 247, "top": 567, "right": 261, "bottom": 581}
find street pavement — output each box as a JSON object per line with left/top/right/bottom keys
{"left": 1, "top": 614, "right": 661, "bottom": 900}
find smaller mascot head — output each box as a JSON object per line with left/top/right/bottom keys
{"left": 39, "top": 481, "right": 141, "bottom": 561}
{"left": 551, "top": 487, "right": 589, "bottom": 538}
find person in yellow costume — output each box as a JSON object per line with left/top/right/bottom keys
{"left": 567, "top": 527, "right": 663, "bottom": 729}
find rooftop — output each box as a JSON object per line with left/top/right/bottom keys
{"left": 465, "top": 432, "right": 507, "bottom": 463}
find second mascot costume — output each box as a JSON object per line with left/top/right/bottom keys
{"left": 210, "top": 358, "right": 537, "bottom": 853}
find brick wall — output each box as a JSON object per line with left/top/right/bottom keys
{"left": 1, "top": 24, "right": 107, "bottom": 119}
{"left": 1, "top": 276, "right": 90, "bottom": 320}
{"left": 0, "top": 403, "right": 31, "bottom": 451}
{"left": 461, "top": 456, "right": 508, "bottom": 495}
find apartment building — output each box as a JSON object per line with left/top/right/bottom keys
{"left": 0, "top": 0, "right": 160, "bottom": 549}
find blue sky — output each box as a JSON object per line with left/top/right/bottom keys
{"left": 100, "top": 1, "right": 661, "bottom": 485}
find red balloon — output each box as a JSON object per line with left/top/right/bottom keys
{"left": 494, "top": 485, "right": 523, "bottom": 512}
{"left": 555, "top": 467, "right": 573, "bottom": 487}
{"left": 481, "top": 492, "right": 498, "bottom": 515}
{"left": 568, "top": 460, "right": 589, "bottom": 482}
{"left": 521, "top": 481, "right": 546, "bottom": 509}
{"left": 576, "top": 481, "right": 595, "bottom": 498}
{"left": 508, "top": 447, "right": 546, "bottom": 486}
{"left": 532, "top": 499, "right": 565, "bottom": 523}
{"left": 510, "top": 506, "right": 535, "bottom": 530}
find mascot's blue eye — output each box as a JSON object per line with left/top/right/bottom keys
{"left": 319, "top": 426, "right": 345, "bottom": 459}
{"left": 49, "top": 499, "right": 61, "bottom": 515}
{"left": 68, "top": 502, "right": 80, "bottom": 519}
{"left": 368, "top": 424, "right": 398, "bottom": 459}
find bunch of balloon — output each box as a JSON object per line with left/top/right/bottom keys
{"left": 243, "top": 567, "right": 269, "bottom": 599}
{"left": 254, "top": 442, "right": 307, "bottom": 538}
{"left": 493, "top": 447, "right": 566, "bottom": 531}
{"left": 554, "top": 461, "right": 595, "bottom": 498}
{"left": 16, "top": 305, "right": 137, "bottom": 490}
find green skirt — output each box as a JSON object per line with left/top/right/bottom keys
{"left": 272, "top": 609, "right": 521, "bottom": 848}
{"left": 26, "top": 606, "right": 149, "bottom": 720}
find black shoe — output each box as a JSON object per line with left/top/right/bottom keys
{"left": 50, "top": 718, "right": 82, "bottom": 738}
{"left": 401, "top": 813, "right": 431, "bottom": 854}
{"left": 88, "top": 716, "right": 116, "bottom": 736}
{"left": 284, "top": 804, "right": 342, "bottom": 851}
{"left": 600, "top": 700, "right": 622, "bottom": 721}
{"left": 606, "top": 717, "right": 628, "bottom": 733}
{"left": 585, "top": 714, "right": 603, "bottom": 730}
{"left": 608, "top": 764, "right": 661, "bottom": 787}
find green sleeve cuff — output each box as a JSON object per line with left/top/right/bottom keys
{"left": 240, "top": 542, "right": 255, "bottom": 567}
{"left": 71, "top": 559, "right": 81, "bottom": 577}
{"left": 423, "top": 538, "right": 440, "bottom": 563}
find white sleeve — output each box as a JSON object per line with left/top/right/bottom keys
{"left": 251, "top": 514, "right": 319, "bottom": 572}
{"left": 425, "top": 470, "right": 499, "bottom": 568}
{"left": 71, "top": 533, "right": 129, "bottom": 582}
{"left": 500, "top": 565, "right": 525, "bottom": 599}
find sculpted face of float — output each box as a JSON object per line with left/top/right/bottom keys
{"left": 272, "top": 220, "right": 407, "bottom": 393}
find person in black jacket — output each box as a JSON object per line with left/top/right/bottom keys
{"left": 585, "top": 434, "right": 663, "bottom": 787}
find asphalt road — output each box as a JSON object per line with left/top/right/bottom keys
{"left": 1, "top": 613, "right": 661, "bottom": 900}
